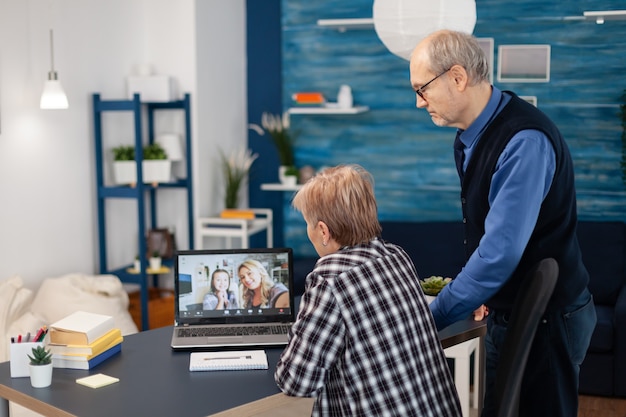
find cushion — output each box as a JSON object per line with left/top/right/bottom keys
{"left": 29, "top": 273, "right": 138, "bottom": 336}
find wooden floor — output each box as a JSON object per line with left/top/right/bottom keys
{"left": 578, "top": 395, "right": 626, "bottom": 417}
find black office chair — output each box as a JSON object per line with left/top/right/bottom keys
{"left": 494, "top": 258, "right": 559, "bottom": 417}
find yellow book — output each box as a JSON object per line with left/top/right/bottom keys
{"left": 52, "top": 337, "right": 122, "bottom": 361}
{"left": 220, "top": 209, "right": 255, "bottom": 219}
{"left": 48, "top": 328, "right": 123, "bottom": 356}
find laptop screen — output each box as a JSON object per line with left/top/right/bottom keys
{"left": 174, "top": 248, "right": 294, "bottom": 326}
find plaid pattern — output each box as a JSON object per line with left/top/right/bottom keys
{"left": 276, "top": 238, "right": 461, "bottom": 417}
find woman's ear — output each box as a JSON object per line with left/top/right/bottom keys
{"left": 317, "top": 220, "right": 331, "bottom": 246}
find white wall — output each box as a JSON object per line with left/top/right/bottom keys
{"left": 0, "top": 0, "right": 247, "bottom": 289}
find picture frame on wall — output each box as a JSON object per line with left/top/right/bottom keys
{"left": 497, "top": 45, "right": 551, "bottom": 83}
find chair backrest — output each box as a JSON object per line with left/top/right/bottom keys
{"left": 495, "top": 258, "right": 559, "bottom": 417}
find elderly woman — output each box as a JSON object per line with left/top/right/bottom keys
{"left": 275, "top": 164, "right": 461, "bottom": 417}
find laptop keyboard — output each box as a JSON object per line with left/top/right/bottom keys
{"left": 177, "top": 325, "right": 291, "bottom": 338}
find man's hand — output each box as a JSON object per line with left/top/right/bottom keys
{"left": 473, "top": 304, "right": 489, "bottom": 321}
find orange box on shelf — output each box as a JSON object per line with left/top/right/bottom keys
{"left": 292, "top": 92, "right": 325, "bottom": 104}
{"left": 220, "top": 209, "right": 256, "bottom": 220}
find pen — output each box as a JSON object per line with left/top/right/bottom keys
{"left": 25, "top": 332, "right": 31, "bottom": 342}
{"left": 33, "top": 327, "right": 44, "bottom": 342}
{"left": 204, "top": 355, "right": 252, "bottom": 361}
{"left": 17, "top": 335, "right": 22, "bottom": 343}
{"left": 37, "top": 328, "right": 48, "bottom": 342}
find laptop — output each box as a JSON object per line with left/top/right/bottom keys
{"left": 170, "top": 247, "right": 295, "bottom": 349}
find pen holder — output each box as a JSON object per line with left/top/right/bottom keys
{"left": 10, "top": 342, "right": 44, "bottom": 378}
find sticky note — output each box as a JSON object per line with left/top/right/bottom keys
{"left": 76, "top": 373, "right": 119, "bottom": 389}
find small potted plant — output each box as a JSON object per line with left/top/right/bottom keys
{"left": 142, "top": 142, "right": 170, "bottom": 185}
{"left": 260, "top": 112, "right": 298, "bottom": 184}
{"left": 282, "top": 165, "right": 299, "bottom": 187}
{"left": 112, "top": 145, "right": 137, "bottom": 186}
{"left": 149, "top": 250, "right": 162, "bottom": 271}
{"left": 134, "top": 254, "right": 141, "bottom": 272}
{"left": 27, "top": 345, "right": 53, "bottom": 388}
{"left": 419, "top": 275, "right": 452, "bottom": 304}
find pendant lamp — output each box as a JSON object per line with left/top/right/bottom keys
{"left": 372, "top": 0, "right": 477, "bottom": 61}
{"left": 40, "top": 29, "right": 69, "bottom": 109}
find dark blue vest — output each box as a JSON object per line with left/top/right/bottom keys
{"left": 460, "top": 93, "right": 589, "bottom": 312}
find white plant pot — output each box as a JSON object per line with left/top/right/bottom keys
{"left": 29, "top": 363, "right": 53, "bottom": 388}
{"left": 282, "top": 175, "right": 297, "bottom": 187}
{"left": 113, "top": 161, "right": 137, "bottom": 185}
{"left": 142, "top": 160, "right": 171, "bottom": 184}
{"left": 278, "top": 166, "right": 289, "bottom": 184}
{"left": 149, "top": 257, "right": 162, "bottom": 271}
{"left": 134, "top": 259, "right": 141, "bottom": 272}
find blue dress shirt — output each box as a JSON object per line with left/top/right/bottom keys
{"left": 430, "top": 87, "right": 557, "bottom": 329}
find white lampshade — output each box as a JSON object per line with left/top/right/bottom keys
{"left": 40, "top": 29, "right": 69, "bottom": 109}
{"left": 157, "top": 133, "right": 184, "bottom": 161}
{"left": 40, "top": 79, "right": 69, "bottom": 109}
{"left": 373, "top": 0, "right": 477, "bottom": 61}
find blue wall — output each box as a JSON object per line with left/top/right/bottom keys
{"left": 250, "top": 1, "right": 626, "bottom": 257}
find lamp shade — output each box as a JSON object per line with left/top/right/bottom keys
{"left": 157, "top": 133, "right": 184, "bottom": 161}
{"left": 40, "top": 79, "right": 69, "bottom": 109}
{"left": 373, "top": 0, "right": 477, "bottom": 61}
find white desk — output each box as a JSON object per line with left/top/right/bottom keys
{"left": 196, "top": 209, "right": 273, "bottom": 249}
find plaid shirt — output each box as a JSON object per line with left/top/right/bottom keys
{"left": 276, "top": 238, "right": 461, "bottom": 417}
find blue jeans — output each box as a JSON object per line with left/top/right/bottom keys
{"left": 481, "top": 290, "right": 596, "bottom": 417}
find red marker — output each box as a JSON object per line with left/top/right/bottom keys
{"left": 33, "top": 328, "right": 44, "bottom": 342}
{"left": 17, "top": 334, "right": 22, "bottom": 343}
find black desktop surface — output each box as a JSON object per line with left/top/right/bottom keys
{"left": 0, "top": 326, "right": 284, "bottom": 417}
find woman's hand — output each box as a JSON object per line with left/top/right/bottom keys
{"left": 473, "top": 304, "right": 489, "bottom": 321}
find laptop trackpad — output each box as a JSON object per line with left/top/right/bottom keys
{"left": 210, "top": 336, "right": 244, "bottom": 344}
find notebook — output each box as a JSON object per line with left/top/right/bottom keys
{"left": 171, "top": 247, "right": 295, "bottom": 349}
{"left": 189, "top": 350, "right": 268, "bottom": 371}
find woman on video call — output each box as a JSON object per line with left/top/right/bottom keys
{"left": 238, "top": 259, "right": 289, "bottom": 309}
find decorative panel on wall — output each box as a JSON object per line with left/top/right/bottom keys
{"left": 279, "top": 0, "right": 626, "bottom": 257}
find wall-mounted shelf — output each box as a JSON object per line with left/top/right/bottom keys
{"left": 317, "top": 18, "right": 374, "bottom": 31}
{"left": 288, "top": 105, "right": 369, "bottom": 115}
{"left": 583, "top": 10, "right": 626, "bottom": 24}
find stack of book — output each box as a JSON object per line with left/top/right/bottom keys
{"left": 48, "top": 311, "right": 122, "bottom": 370}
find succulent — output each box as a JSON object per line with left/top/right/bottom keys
{"left": 28, "top": 345, "right": 52, "bottom": 366}
{"left": 151, "top": 251, "right": 161, "bottom": 258}
{"left": 420, "top": 276, "right": 452, "bottom": 296}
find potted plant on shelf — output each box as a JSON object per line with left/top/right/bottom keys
{"left": 220, "top": 147, "right": 259, "bottom": 209}
{"left": 112, "top": 145, "right": 137, "bottom": 186}
{"left": 149, "top": 251, "right": 162, "bottom": 271}
{"left": 142, "top": 142, "right": 170, "bottom": 185}
{"left": 134, "top": 254, "right": 141, "bottom": 272}
{"left": 260, "top": 112, "right": 298, "bottom": 184}
{"left": 27, "top": 345, "right": 53, "bottom": 388}
{"left": 282, "top": 165, "right": 299, "bottom": 187}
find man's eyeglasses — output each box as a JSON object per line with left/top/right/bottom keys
{"left": 415, "top": 68, "right": 450, "bottom": 100}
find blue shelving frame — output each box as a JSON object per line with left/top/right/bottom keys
{"left": 93, "top": 93, "right": 194, "bottom": 330}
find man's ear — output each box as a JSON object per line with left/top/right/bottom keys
{"left": 449, "top": 64, "right": 469, "bottom": 91}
